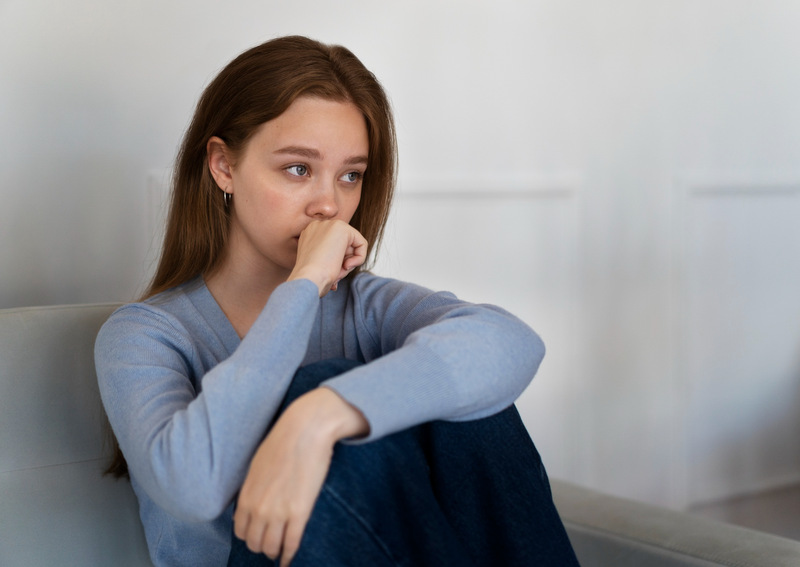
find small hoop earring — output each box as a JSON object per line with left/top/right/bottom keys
{"left": 223, "top": 191, "right": 232, "bottom": 208}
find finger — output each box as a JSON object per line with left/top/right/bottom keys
{"left": 280, "top": 516, "right": 308, "bottom": 567}
{"left": 349, "top": 236, "right": 368, "bottom": 266}
{"left": 343, "top": 244, "right": 367, "bottom": 269}
{"left": 332, "top": 243, "right": 364, "bottom": 291}
{"left": 233, "top": 507, "right": 250, "bottom": 542}
{"left": 245, "top": 519, "right": 268, "bottom": 555}
{"left": 261, "top": 521, "right": 286, "bottom": 560}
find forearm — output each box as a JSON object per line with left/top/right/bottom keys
{"left": 233, "top": 386, "right": 369, "bottom": 564}
{"left": 325, "top": 295, "right": 545, "bottom": 442}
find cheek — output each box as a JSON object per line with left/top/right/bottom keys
{"left": 343, "top": 190, "right": 363, "bottom": 221}
{"left": 233, "top": 191, "right": 290, "bottom": 235}
{"left": 240, "top": 182, "right": 295, "bottom": 216}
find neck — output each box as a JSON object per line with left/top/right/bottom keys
{"left": 204, "top": 253, "right": 290, "bottom": 338}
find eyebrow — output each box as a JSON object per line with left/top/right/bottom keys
{"left": 274, "top": 146, "right": 368, "bottom": 166}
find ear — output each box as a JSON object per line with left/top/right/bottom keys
{"left": 207, "top": 136, "right": 235, "bottom": 193}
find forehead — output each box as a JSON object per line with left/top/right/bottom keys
{"left": 253, "top": 96, "right": 368, "bottom": 152}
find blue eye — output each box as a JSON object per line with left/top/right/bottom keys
{"left": 286, "top": 165, "right": 308, "bottom": 177}
{"left": 341, "top": 171, "right": 362, "bottom": 183}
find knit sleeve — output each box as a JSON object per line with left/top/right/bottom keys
{"left": 321, "top": 274, "right": 545, "bottom": 442}
{"left": 94, "top": 279, "right": 320, "bottom": 522}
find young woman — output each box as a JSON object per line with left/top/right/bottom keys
{"left": 95, "top": 35, "right": 579, "bottom": 567}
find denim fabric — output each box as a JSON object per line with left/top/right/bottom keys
{"left": 228, "top": 359, "right": 578, "bottom": 567}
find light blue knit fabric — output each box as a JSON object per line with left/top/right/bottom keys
{"left": 95, "top": 272, "right": 544, "bottom": 567}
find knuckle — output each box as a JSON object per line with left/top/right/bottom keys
{"left": 255, "top": 501, "right": 272, "bottom": 518}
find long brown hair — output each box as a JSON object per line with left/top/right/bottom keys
{"left": 106, "top": 35, "right": 397, "bottom": 478}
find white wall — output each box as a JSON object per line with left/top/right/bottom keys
{"left": 3, "top": 0, "right": 800, "bottom": 511}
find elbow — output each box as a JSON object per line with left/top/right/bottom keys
{"left": 524, "top": 325, "right": 546, "bottom": 377}
{"left": 166, "top": 474, "right": 232, "bottom": 522}
{"left": 137, "top": 445, "right": 236, "bottom": 523}
{"left": 461, "top": 314, "right": 546, "bottom": 415}
{"left": 176, "top": 497, "right": 230, "bottom": 524}
{"left": 495, "top": 316, "right": 546, "bottom": 404}
{"left": 500, "top": 326, "right": 544, "bottom": 403}
{"left": 150, "top": 476, "right": 232, "bottom": 523}
{"left": 461, "top": 304, "right": 547, "bottom": 393}
{"left": 491, "top": 309, "right": 545, "bottom": 381}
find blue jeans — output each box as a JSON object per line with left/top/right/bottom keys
{"left": 228, "top": 359, "right": 579, "bottom": 567}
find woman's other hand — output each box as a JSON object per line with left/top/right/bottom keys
{"left": 232, "top": 387, "right": 369, "bottom": 566}
{"left": 288, "top": 219, "right": 368, "bottom": 296}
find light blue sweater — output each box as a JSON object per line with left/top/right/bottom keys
{"left": 95, "top": 272, "right": 544, "bottom": 566}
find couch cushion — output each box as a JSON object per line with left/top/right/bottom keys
{"left": 552, "top": 479, "right": 800, "bottom": 567}
{"left": 0, "top": 303, "right": 151, "bottom": 566}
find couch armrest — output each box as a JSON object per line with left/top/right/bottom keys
{"left": 551, "top": 479, "right": 800, "bottom": 567}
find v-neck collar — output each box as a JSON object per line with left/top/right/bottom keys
{"left": 185, "top": 277, "right": 242, "bottom": 355}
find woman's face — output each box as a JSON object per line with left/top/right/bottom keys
{"left": 213, "top": 96, "right": 369, "bottom": 277}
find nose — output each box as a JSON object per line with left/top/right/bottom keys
{"left": 306, "top": 179, "right": 339, "bottom": 219}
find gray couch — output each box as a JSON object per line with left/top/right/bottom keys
{"left": 2, "top": 303, "right": 800, "bottom": 566}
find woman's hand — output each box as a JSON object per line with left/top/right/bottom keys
{"left": 233, "top": 387, "right": 369, "bottom": 566}
{"left": 288, "top": 219, "right": 368, "bottom": 296}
